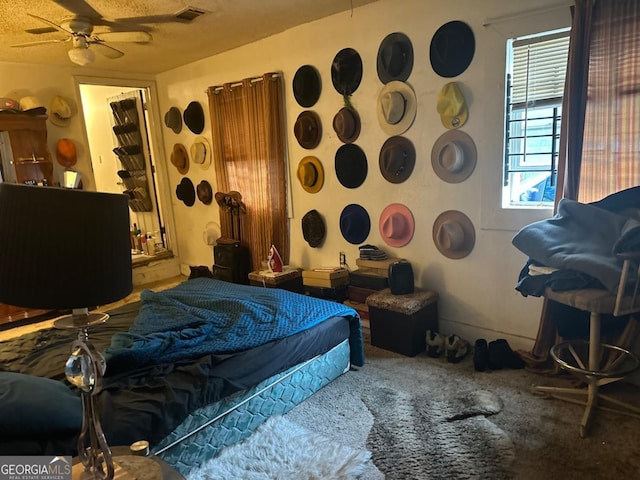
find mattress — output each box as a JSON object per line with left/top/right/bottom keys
{"left": 155, "top": 338, "right": 351, "bottom": 475}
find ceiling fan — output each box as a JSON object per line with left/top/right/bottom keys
{"left": 11, "top": 13, "right": 152, "bottom": 66}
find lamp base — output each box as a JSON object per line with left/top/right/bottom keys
{"left": 54, "top": 311, "right": 109, "bottom": 330}
{"left": 72, "top": 455, "right": 162, "bottom": 480}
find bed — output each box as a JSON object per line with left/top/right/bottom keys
{"left": 0, "top": 277, "right": 364, "bottom": 475}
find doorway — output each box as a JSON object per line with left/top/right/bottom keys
{"left": 75, "top": 77, "right": 177, "bottom": 267}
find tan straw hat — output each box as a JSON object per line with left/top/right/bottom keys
{"left": 432, "top": 210, "right": 475, "bottom": 259}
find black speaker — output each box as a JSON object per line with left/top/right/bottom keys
{"left": 388, "top": 260, "right": 414, "bottom": 295}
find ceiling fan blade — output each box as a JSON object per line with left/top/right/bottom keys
{"left": 95, "top": 31, "right": 152, "bottom": 43}
{"left": 90, "top": 41, "right": 125, "bottom": 59}
{"left": 27, "top": 13, "right": 72, "bottom": 34}
{"left": 53, "top": 0, "right": 105, "bottom": 23}
{"left": 11, "top": 38, "right": 70, "bottom": 48}
{"left": 25, "top": 26, "right": 59, "bottom": 35}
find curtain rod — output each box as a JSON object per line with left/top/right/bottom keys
{"left": 483, "top": 2, "right": 573, "bottom": 27}
{"left": 208, "top": 72, "right": 281, "bottom": 94}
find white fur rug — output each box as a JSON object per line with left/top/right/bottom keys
{"left": 188, "top": 416, "right": 371, "bottom": 480}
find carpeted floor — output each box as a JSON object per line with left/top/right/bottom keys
{"left": 283, "top": 335, "right": 640, "bottom": 480}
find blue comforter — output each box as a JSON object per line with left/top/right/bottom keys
{"left": 104, "top": 278, "right": 364, "bottom": 370}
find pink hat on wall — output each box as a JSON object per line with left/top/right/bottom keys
{"left": 379, "top": 203, "right": 414, "bottom": 247}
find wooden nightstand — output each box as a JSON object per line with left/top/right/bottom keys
{"left": 248, "top": 267, "right": 304, "bottom": 293}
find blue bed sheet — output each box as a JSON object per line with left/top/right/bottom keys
{"left": 105, "top": 278, "right": 364, "bottom": 371}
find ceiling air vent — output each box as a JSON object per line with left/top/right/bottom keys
{"left": 175, "top": 6, "right": 207, "bottom": 22}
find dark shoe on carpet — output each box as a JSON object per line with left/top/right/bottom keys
{"left": 425, "top": 330, "right": 444, "bottom": 358}
{"left": 489, "top": 339, "right": 525, "bottom": 369}
{"left": 473, "top": 339, "right": 489, "bottom": 372}
{"left": 445, "top": 334, "right": 469, "bottom": 363}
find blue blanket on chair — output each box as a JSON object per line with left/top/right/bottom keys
{"left": 104, "top": 278, "right": 364, "bottom": 370}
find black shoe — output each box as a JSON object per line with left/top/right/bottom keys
{"left": 473, "top": 339, "right": 489, "bottom": 372}
{"left": 489, "top": 339, "right": 525, "bottom": 370}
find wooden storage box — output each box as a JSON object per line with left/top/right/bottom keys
{"left": 366, "top": 288, "right": 439, "bottom": 356}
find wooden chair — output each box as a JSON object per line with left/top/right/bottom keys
{"left": 533, "top": 253, "right": 640, "bottom": 437}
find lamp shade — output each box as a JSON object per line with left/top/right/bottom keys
{"left": 0, "top": 184, "right": 133, "bottom": 309}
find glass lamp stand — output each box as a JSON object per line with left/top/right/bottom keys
{"left": 55, "top": 308, "right": 114, "bottom": 480}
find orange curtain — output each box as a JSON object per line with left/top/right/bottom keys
{"left": 207, "top": 73, "right": 289, "bottom": 271}
{"left": 577, "top": 0, "right": 640, "bottom": 202}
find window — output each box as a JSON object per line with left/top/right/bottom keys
{"left": 503, "top": 29, "right": 570, "bottom": 208}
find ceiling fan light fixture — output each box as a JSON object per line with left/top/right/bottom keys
{"left": 68, "top": 45, "right": 95, "bottom": 66}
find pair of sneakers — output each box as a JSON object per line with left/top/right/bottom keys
{"left": 426, "top": 330, "right": 470, "bottom": 363}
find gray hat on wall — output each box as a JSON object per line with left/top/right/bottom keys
{"left": 164, "top": 107, "right": 182, "bottom": 133}
{"left": 377, "top": 32, "right": 414, "bottom": 84}
{"left": 431, "top": 130, "right": 477, "bottom": 183}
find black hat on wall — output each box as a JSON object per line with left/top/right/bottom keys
{"left": 331, "top": 48, "right": 363, "bottom": 96}
{"left": 335, "top": 143, "right": 368, "bottom": 189}
{"left": 184, "top": 101, "right": 205, "bottom": 134}
{"left": 293, "top": 65, "right": 322, "bottom": 108}
{"left": 430, "top": 20, "right": 475, "bottom": 78}
{"left": 377, "top": 32, "right": 414, "bottom": 84}
{"left": 176, "top": 177, "right": 196, "bottom": 207}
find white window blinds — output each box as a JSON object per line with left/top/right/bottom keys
{"left": 511, "top": 32, "right": 570, "bottom": 107}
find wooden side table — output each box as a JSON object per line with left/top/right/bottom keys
{"left": 249, "top": 267, "right": 304, "bottom": 293}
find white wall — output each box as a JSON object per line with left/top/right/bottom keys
{"left": 153, "top": 0, "right": 572, "bottom": 350}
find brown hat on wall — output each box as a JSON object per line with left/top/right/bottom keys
{"left": 294, "top": 110, "right": 322, "bottom": 149}
{"left": 170, "top": 143, "right": 189, "bottom": 175}
{"left": 432, "top": 210, "right": 476, "bottom": 259}
{"left": 302, "top": 209, "right": 326, "bottom": 248}
{"left": 333, "top": 106, "right": 361, "bottom": 144}
{"left": 379, "top": 136, "right": 415, "bottom": 184}
{"left": 197, "top": 180, "right": 213, "bottom": 205}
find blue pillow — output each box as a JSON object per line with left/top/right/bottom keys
{"left": 0, "top": 372, "right": 82, "bottom": 435}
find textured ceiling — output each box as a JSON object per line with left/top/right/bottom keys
{"left": 0, "top": 0, "right": 378, "bottom": 74}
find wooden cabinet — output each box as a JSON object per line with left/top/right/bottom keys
{"left": 0, "top": 113, "right": 54, "bottom": 185}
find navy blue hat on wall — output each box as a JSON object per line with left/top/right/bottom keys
{"left": 340, "top": 204, "right": 371, "bottom": 245}
{"left": 430, "top": 20, "right": 475, "bottom": 78}
{"left": 335, "top": 143, "right": 368, "bottom": 188}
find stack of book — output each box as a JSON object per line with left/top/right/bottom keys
{"left": 302, "top": 267, "right": 349, "bottom": 288}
